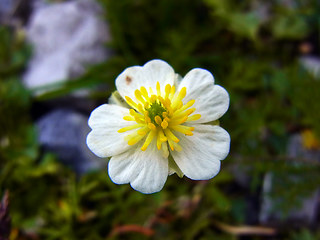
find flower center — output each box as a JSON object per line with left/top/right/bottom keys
{"left": 118, "top": 81, "right": 201, "bottom": 157}
{"left": 146, "top": 102, "right": 166, "bottom": 125}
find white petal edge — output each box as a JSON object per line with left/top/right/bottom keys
{"left": 108, "top": 140, "right": 168, "bottom": 194}
{"left": 87, "top": 104, "right": 136, "bottom": 158}
{"left": 171, "top": 124, "right": 230, "bottom": 180}
{"left": 116, "top": 59, "right": 176, "bottom": 103}
{"left": 178, "top": 68, "right": 230, "bottom": 123}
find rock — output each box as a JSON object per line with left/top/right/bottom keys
{"left": 0, "top": 0, "right": 32, "bottom": 25}
{"left": 23, "top": 0, "right": 110, "bottom": 95}
{"left": 36, "top": 109, "right": 104, "bottom": 174}
{"left": 300, "top": 56, "right": 320, "bottom": 79}
{"left": 259, "top": 133, "right": 320, "bottom": 226}
{"left": 0, "top": 0, "right": 15, "bottom": 18}
{"left": 260, "top": 173, "right": 319, "bottom": 226}
{"left": 0, "top": 0, "right": 18, "bottom": 23}
{"left": 287, "top": 133, "right": 320, "bottom": 163}
{"left": 229, "top": 162, "right": 252, "bottom": 188}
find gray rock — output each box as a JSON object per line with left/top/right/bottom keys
{"left": 0, "top": 0, "right": 18, "bottom": 22}
{"left": 0, "top": 0, "right": 15, "bottom": 15}
{"left": 287, "top": 134, "right": 320, "bottom": 163}
{"left": 300, "top": 56, "right": 320, "bottom": 79}
{"left": 23, "top": 0, "right": 110, "bottom": 95}
{"left": 0, "top": 0, "right": 30, "bottom": 25}
{"left": 259, "top": 133, "right": 320, "bottom": 225}
{"left": 229, "top": 162, "right": 251, "bottom": 188}
{"left": 37, "top": 109, "right": 104, "bottom": 174}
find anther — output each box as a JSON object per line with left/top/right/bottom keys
{"left": 137, "top": 128, "right": 148, "bottom": 135}
{"left": 154, "top": 116, "right": 162, "bottom": 125}
{"left": 164, "top": 129, "right": 179, "bottom": 143}
{"left": 186, "top": 108, "right": 196, "bottom": 115}
{"left": 140, "top": 86, "right": 149, "bottom": 100}
{"left": 165, "top": 84, "right": 171, "bottom": 98}
{"left": 156, "top": 82, "right": 161, "bottom": 96}
{"left": 125, "top": 96, "right": 139, "bottom": 109}
{"left": 129, "top": 109, "right": 136, "bottom": 116}
{"left": 187, "top": 114, "right": 201, "bottom": 121}
{"left": 141, "top": 131, "right": 155, "bottom": 151}
{"left": 148, "top": 123, "right": 156, "bottom": 130}
{"left": 161, "top": 119, "right": 168, "bottom": 129}
{"left": 169, "top": 85, "right": 176, "bottom": 99}
{"left": 150, "top": 95, "right": 157, "bottom": 103}
{"left": 118, "top": 124, "right": 142, "bottom": 133}
{"left": 123, "top": 116, "right": 134, "bottom": 121}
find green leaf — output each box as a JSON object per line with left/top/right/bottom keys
{"left": 272, "top": 15, "right": 309, "bottom": 39}
{"left": 228, "top": 13, "right": 261, "bottom": 40}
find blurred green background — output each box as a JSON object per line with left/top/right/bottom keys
{"left": 1, "top": 0, "right": 320, "bottom": 239}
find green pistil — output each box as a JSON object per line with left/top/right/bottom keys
{"left": 146, "top": 102, "right": 166, "bottom": 123}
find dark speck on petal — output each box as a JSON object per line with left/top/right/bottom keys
{"left": 126, "top": 76, "right": 132, "bottom": 85}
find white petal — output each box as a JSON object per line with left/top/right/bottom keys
{"left": 87, "top": 104, "right": 135, "bottom": 158}
{"left": 108, "top": 140, "right": 168, "bottom": 194}
{"left": 171, "top": 124, "right": 230, "bottom": 180}
{"left": 178, "top": 68, "right": 229, "bottom": 123}
{"left": 116, "top": 59, "right": 175, "bottom": 102}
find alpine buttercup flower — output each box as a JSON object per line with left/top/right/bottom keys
{"left": 87, "top": 59, "right": 230, "bottom": 194}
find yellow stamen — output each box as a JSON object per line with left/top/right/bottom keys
{"left": 137, "top": 104, "right": 144, "bottom": 113}
{"left": 149, "top": 87, "right": 154, "bottom": 95}
{"left": 154, "top": 115, "right": 162, "bottom": 125}
{"left": 171, "top": 109, "right": 193, "bottom": 120}
{"left": 171, "top": 125, "right": 194, "bottom": 136}
{"left": 126, "top": 131, "right": 146, "bottom": 145}
{"left": 173, "top": 101, "right": 183, "bottom": 111}
{"left": 137, "top": 127, "right": 149, "bottom": 136}
{"left": 174, "top": 142, "right": 182, "bottom": 152}
{"left": 123, "top": 116, "right": 134, "bottom": 121}
{"left": 156, "top": 81, "right": 161, "bottom": 96}
{"left": 129, "top": 109, "right": 137, "bottom": 116}
{"left": 118, "top": 124, "right": 143, "bottom": 133}
{"left": 170, "top": 116, "right": 188, "bottom": 125}
{"left": 179, "top": 87, "right": 187, "bottom": 99}
{"left": 140, "top": 86, "right": 149, "bottom": 100}
{"left": 141, "top": 130, "right": 156, "bottom": 151}
{"left": 158, "top": 129, "right": 167, "bottom": 142}
{"left": 156, "top": 130, "right": 163, "bottom": 150}
{"left": 168, "top": 138, "right": 175, "bottom": 151}
{"left": 175, "top": 99, "right": 195, "bottom": 113}
{"left": 162, "top": 112, "right": 168, "bottom": 118}
{"left": 125, "top": 96, "right": 139, "bottom": 109}
{"left": 187, "top": 114, "right": 201, "bottom": 121}
{"left": 148, "top": 122, "right": 156, "bottom": 130}
{"left": 129, "top": 110, "right": 144, "bottom": 123}
{"left": 172, "top": 87, "right": 186, "bottom": 109}
{"left": 165, "top": 84, "right": 171, "bottom": 99}
{"left": 150, "top": 95, "right": 157, "bottom": 103}
{"left": 169, "top": 85, "right": 175, "bottom": 99}
{"left": 161, "top": 119, "right": 168, "bottom": 129}
{"left": 120, "top": 81, "right": 201, "bottom": 152}
{"left": 161, "top": 143, "right": 169, "bottom": 158}
{"left": 186, "top": 108, "right": 195, "bottom": 115}
{"left": 164, "top": 128, "right": 179, "bottom": 143}
{"left": 144, "top": 102, "right": 150, "bottom": 109}
{"left": 134, "top": 116, "right": 145, "bottom": 124}
{"left": 134, "top": 89, "right": 145, "bottom": 104}
{"left": 163, "top": 98, "right": 171, "bottom": 110}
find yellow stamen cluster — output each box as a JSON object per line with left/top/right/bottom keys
{"left": 118, "top": 81, "right": 201, "bottom": 156}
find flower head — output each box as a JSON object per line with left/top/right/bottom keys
{"left": 87, "top": 59, "right": 230, "bottom": 194}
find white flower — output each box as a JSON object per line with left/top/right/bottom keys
{"left": 87, "top": 59, "right": 230, "bottom": 194}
